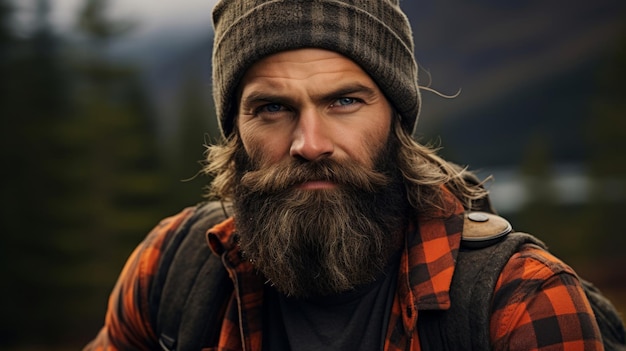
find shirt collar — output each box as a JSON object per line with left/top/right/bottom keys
{"left": 395, "top": 186, "right": 465, "bottom": 333}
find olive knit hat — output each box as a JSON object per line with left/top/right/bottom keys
{"left": 212, "top": 0, "right": 420, "bottom": 136}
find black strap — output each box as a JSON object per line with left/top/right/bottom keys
{"left": 150, "top": 201, "right": 232, "bottom": 351}
{"left": 581, "top": 279, "right": 626, "bottom": 350}
{"left": 419, "top": 231, "right": 626, "bottom": 350}
{"left": 418, "top": 232, "right": 546, "bottom": 351}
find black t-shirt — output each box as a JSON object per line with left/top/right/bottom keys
{"left": 262, "top": 253, "right": 400, "bottom": 351}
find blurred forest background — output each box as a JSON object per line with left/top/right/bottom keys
{"left": 1, "top": 0, "right": 624, "bottom": 349}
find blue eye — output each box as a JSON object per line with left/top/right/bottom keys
{"left": 253, "top": 102, "right": 292, "bottom": 121}
{"left": 336, "top": 97, "right": 356, "bottom": 106}
{"left": 262, "top": 103, "right": 284, "bottom": 112}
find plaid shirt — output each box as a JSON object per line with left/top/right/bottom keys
{"left": 85, "top": 191, "right": 602, "bottom": 350}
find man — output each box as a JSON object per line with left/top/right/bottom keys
{"left": 86, "top": 0, "right": 605, "bottom": 350}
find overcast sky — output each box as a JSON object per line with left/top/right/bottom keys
{"left": 50, "top": 0, "right": 217, "bottom": 38}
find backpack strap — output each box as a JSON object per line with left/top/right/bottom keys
{"left": 580, "top": 279, "right": 626, "bottom": 350}
{"left": 149, "top": 201, "right": 233, "bottom": 351}
{"left": 419, "top": 211, "right": 626, "bottom": 350}
{"left": 418, "top": 212, "right": 545, "bottom": 351}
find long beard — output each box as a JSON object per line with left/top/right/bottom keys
{"left": 232, "top": 138, "right": 409, "bottom": 298}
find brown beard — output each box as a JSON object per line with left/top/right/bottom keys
{"left": 232, "top": 136, "right": 409, "bottom": 298}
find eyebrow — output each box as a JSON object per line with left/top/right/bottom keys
{"left": 320, "top": 83, "right": 378, "bottom": 101}
{"left": 240, "top": 82, "right": 378, "bottom": 110}
{"left": 240, "top": 91, "right": 291, "bottom": 110}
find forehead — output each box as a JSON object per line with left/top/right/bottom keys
{"left": 240, "top": 48, "right": 380, "bottom": 93}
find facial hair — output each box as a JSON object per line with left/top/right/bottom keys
{"left": 232, "top": 137, "right": 409, "bottom": 298}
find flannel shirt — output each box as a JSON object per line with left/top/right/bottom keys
{"left": 85, "top": 190, "right": 602, "bottom": 350}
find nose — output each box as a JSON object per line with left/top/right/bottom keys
{"left": 289, "top": 110, "right": 334, "bottom": 161}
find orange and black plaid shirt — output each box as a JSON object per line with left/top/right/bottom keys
{"left": 85, "top": 192, "right": 602, "bottom": 350}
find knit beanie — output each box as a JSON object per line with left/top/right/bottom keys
{"left": 212, "top": 0, "right": 420, "bottom": 137}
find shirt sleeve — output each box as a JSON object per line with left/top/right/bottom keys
{"left": 490, "top": 244, "right": 604, "bottom": 350}
{"left": 83, "top": 208, "right": 195, "bottom": 351}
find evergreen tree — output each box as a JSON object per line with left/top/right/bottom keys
{"left": 163, "top": 72, "right": 218, "bottom": 212}
{"left": 584, "top": 28, "right": 626, "bottom": 263}
{"left": 0, "top": 0, "right": 74, "bottom": 346}
{"left": 515, "top": 133, "right": 560, "bottom": 244}
{"left": 0, "top": 0, "right": 170, "bottom": 347}
{"left": 54, "top": 0, "right": 169, "bottom": 344}
{"left": 515, "top": 133, "right": 593, "bottom": 262}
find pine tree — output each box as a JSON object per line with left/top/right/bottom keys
{"left": 0, "top": 0, "right": 75, "bottom": 346}
{"left": 584, "top": 28, "right": 626, "bottom": 266}
{"left": 162, "top": 72, "right": 218, "bottom": 212}
{"left": 0, "top": 0, "right": 171, "bottom": 347}
{"left": 54, "top": 0, "right": 169, "bottom": 344}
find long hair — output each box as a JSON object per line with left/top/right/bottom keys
{"left": 203, "top": 118, "right": 489, "bottom": 216}
{"left": 391, "top": 118, "right": 489, "bottom": 215}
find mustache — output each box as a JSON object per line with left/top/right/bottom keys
{"left": 239, "top": 157, "right": 391, "bottom": 194}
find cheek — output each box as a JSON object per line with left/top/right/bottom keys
{"left": 354, "top": 118, "right": 392, "bottom": 166}
{"left": 364, "top": 133, "right": 389, "bottom": 166}
{"left": 239, "top": 126, "right": 290, "bottom": 165}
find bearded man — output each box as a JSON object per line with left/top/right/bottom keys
{"left": 85, "top": 0, "right": 608, "bottom": 350}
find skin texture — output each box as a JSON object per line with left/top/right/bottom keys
{"left": 232, "top": 48, "right": 409, "bottom": 297}
{"left": 237, "top": 48, "right": 393, "bottom": 187}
